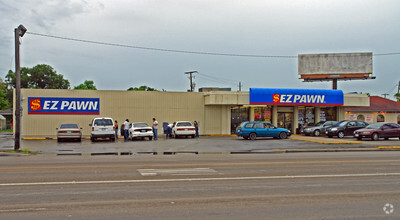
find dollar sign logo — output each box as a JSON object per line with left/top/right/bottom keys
{"left": 30, "top": 99, "right": 42, "bottom": 111}
{"left": 273, "top": 94, "right": 280, "bottom": 103}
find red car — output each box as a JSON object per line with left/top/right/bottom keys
{"left": 353, "top": 122, "right": 400, "bottom": 141}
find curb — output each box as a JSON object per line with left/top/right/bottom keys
{"left": 378, "top": 146, "right": 400, "bottom": 149}
{"left": 3, "top": 147, "right": 397, "bottom": 157}
{"left": 289, "top": 136, "right": 362, "bottom": 145}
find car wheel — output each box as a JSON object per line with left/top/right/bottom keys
{"left": 249, "top": 133, "right": 257, "bottom": 140}
{"left": 337, "top": 131, "right": 345, "bottom": 139}
{"left": 111, "top": 137, "right": 115, "bottom": 141}
{"left": 57, "top": 138, "right": 61, "bottom": 142}
{"left": 78, "top": 138, "right": 82, "bottom": 142}
{"left": 149, "top": 136, "right": 153, "bottom": 141}
{"left": 279, "top": 132, "right": 288, "bottom": 139}
{"left": 192, "top": 135, "right": 195, "bottom": 138}
{"left": 371, "top": 133, "right": 379, "bottom": 141}
{"left": 313, "top": 130, "right": 320, "bottom": 136}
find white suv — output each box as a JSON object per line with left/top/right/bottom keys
{"left": 89, "top": 117, "right": 115, "bottom": 141}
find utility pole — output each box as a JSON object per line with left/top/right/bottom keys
{"left": 398, "top": 80, "right": 400, "bottom": 95}
{"left": 397, "top": 80, "right": 400, "bottom": 102}
{"left": 238, "top": 82, "right": 242, "bottom": 92}
{"left": 185, "top": 71, "right": 197, "bottom": 92}
{"left": 14, "top": 25, "right": 27, "bottom": 151}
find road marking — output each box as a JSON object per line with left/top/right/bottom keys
{"left": 1, "top": 159, "right": 399, "bottom": 170}
{"left": 0, "top": 208, "right": 47, "bottom": 212}
{"left": 138, "top": 168, "right": 218, "bottom": 176}
{"left": 1, "top": 173, "right": 400, "bottom": 187}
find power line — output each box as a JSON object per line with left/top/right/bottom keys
{"left": 199, "top": 73, "right": 238, "bottom": 84}
{"left": 384, "top": 83, "right": 398, "bottom": 94}
{"left": 27, "top": 32, "right": 296, "bottom": 58}
{"left": 196, "top": 75, "right": 236, "bottom": 87}
{"left": 26, "top": 31, "right": 400, "bottom": 59}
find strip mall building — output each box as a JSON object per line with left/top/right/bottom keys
{"left": 17, "top": 88, "right": 369, "bottom": 138}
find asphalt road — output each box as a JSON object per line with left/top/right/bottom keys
{"left": 1, "top": 151, "right": 399, "bottom": 219}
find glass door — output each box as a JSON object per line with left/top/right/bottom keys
{"left": 278, "top": 112, "right": 293, "bottom": 132}
{"left": 231, "top": 106, "right": 249, "bottom": 134}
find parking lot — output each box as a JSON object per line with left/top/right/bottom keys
{"left": 1, "top": 134, "right": 399, "bottom": 155}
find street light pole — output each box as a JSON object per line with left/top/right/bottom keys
{"left": 14, "top": 25, "right": 27, "bottom": 151}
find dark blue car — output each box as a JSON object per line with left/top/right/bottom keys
{"left": 236, "top": 121, "right": 291, "bottom": 140}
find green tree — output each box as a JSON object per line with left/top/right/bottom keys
{"left": 74, "top": 80, "right": 97, "bottom": 90}
{"left": 3, "top": 64, "right": 70, "bottom": 108}
{"left": 0, "top": 78, "right": 10, "bottom": 110}
{"left": 5, "top": 64, "right": 70, "bottom": 89}
{"left": 127, "top": 85, "right": 158, "bottom": 91}
{"left": 395, "top": 93, "right": 400, "bottom": 102}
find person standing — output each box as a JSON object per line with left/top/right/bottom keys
{"left": 114, "top": 120, "right": 119, "bottom": 140}
{"left": 152, "top": 118, "right": 158, "bottom": 140}
{"left": 166, "top": 123, "right": 173, "bottom": 139}
{"left": 120, "top": 122, "right": 125, "bottom": 140}
{"left": 123, "top": 119, "right": 130, "bottom": 141}
{"left": 194, "top": 121, "right": 199, "bottom": 137}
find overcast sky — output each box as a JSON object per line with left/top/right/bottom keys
{"left": 1, "top": 0, "right": 399, "bottom": 99}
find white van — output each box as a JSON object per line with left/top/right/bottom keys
{"left": 89, "top": 117, "right": 115, "bottom": 141}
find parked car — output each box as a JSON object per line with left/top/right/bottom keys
{"left": 56, "top": 123, "right": 82, "bottom": 142}
{"left": 236, "top": 121, "right": 291, "bottom": 140}
{"left": 304, "top": 121, "right": 338, "bottom": 136}
{"left": 325, "top": 120, "right": 368, "bottom": 138}
{"left": 128, "top": 122, "right": 153, "bottom": 140}
{"left": 353, "top": 122, "right": 400, "bottom": 141}
{"left": 172, "top": 121, "right": 196, "bottom": 138}
{"left": 89, "top": 117, "right": 115, "bottom": 141}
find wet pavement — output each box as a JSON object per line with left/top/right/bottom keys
{"left": 1, "top": 133, "right": 399, "bottom": 155}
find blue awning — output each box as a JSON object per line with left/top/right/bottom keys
{"left": 250, "top": 88, "right": 344, "bottom": 106}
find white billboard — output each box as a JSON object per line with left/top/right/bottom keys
{"left": 298, "top": 52, "right": 373, "bottom": 80}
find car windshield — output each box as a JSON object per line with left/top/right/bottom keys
{"left": 133, "top": 123, "right": 149, "bottom": 127}
{"left": 94, "top": 119, "right": 113, "bottom": 126}
{"left": 365, "top": 123, "right": 383, "bottom": 129}
{"left": 336, "top": 121, "right": 348, "bottom": 127}
{"left": 315, "top": 121, "right": 324, "bottom": 126}
{"left": 238, "top": 122, "right": 246, "bottom": 129}
{"left": 177, "top": 122, "right": 192, "bottom": 127}
{"left": 60, "top": 124, "right": 78, "bottom": 129}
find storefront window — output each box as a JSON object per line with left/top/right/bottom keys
{"left": 254, "top": 107, "right": 272, "bottom": 122}
{"left": 305, "top": 107, "right": 315, "bottom": 126}
{"left": 321, "top": 107, "right": 337, "bottom": 121}
{"left": 377, "top": 114, "right": 385, "bottom": 122}
{"left": 231, "top": 106, "right": 249, "bottom": 134}
{"left": 357, "top": 115, "right": 365, "bottom": 121}
{"left": 298, "top": 107, "right": 305, "bottom": 128}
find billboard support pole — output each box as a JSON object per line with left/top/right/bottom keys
{"left": 332, "top": 79, "right": 337, "bottom": 90}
